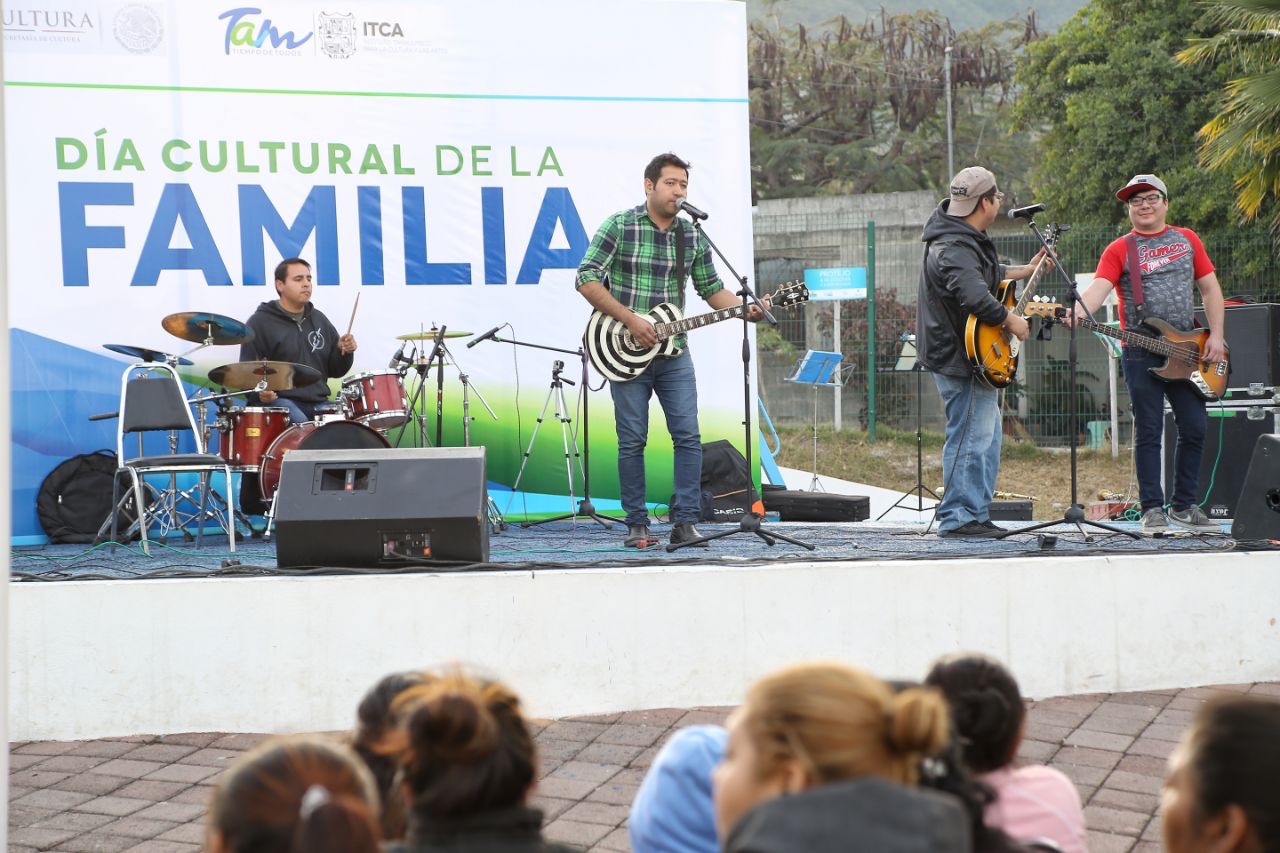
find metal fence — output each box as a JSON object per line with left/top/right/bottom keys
{"left": 754, "top": 212, "right": 1280, "bottom": 446}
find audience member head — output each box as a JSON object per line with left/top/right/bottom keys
{"left": 925, "top": 653, "right": 1026, "bottom": 774}
{"left": 630, "top": 724, "right": 727, "bottom": 853}
{"left": 712, "top": 661, "right": 950, "bottom": 838}
{"left": 350, "top": 669, "right": 431, "bottom": 839}
{"left": 208, "top": 734, "right": 380, "bottom": 853}
{"left": 1163, "top": 694, "right": 1280, "bottom": 853}
{"left": 387, "top": 668, "right": 536, "bottom": 822}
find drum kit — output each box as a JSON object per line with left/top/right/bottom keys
{"left": 105, "top": 311, "right": 506, "bottom": 538}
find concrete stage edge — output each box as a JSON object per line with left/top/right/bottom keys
{"left": 10, "top": 549, "right": 1279, "bottom": 741}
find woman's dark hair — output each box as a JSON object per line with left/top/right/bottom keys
{"left": 644, "top": 152, "right": 691, "bottom": 184}
{"left": 1185, "top": 695, "right": 1280, "bottom": 848}
{"left": 924, "top": 654, "right": 1025, "bottom": 773}
{"left": 210, "top": 734, "right": 380, "bottom": 853}
{"left": 350, "top": 670, "right": 431, "bottom": 839}
{"left": 920, "top": 731, "right": 1028, "bottom": 853}
{"left": 388, "top": 669, "right": 536, "bottom": 820}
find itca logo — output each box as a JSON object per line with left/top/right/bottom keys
{"left": 218, "top": 7, "right": 313, "bottom": 54}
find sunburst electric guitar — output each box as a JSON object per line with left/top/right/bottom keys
{"left": 1024, "top": 297, "right": 1231, "bottom": 401}
{"left": 964, "top": 224, "right": 1064, "bottom": 388}
{"left": 584, "top": 280, "right": 809, "bottom": 382}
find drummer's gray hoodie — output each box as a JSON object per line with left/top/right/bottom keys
{"left": 239, "top": 300, "right": 354, "bottom": 403}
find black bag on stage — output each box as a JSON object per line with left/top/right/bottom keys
{"left": 36, "top": 450, "right": 138, "bottom": 543}
{"left": 670, "top": 439, "right": 758, "bottom": 522}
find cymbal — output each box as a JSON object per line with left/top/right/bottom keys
{"left": 396, "top": 328, "right": 472, "bottom": 341}
{"left": 208, "top": 360, "right": 322, "bottom": 392}
{"left": 103, "top": 344, "right": 194, "bottom": 366}
{"left": 162, "top": 312, "right": 254, "bottom": 345}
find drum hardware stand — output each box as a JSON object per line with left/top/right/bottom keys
{"left": 397, "top": 326, "right": 449, "bottom": 449}
{"left": 880, "top": 334, "right": 942, "bottom": 522}
{"left": 190, "top": 388, "right": 263, "bottom": 539}
{"left": 474, "top": 332, "right": 613, "bottom": 529}
{"left": 667, "top": 216, "right": 814, "bottom": 553}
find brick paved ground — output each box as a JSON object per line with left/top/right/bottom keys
{"left": 10, "top": 682, "right": 1280, "bottom": 852}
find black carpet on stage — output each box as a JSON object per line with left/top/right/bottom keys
{"left": 9, "top": 517, "right": 1251, "bottom": 582}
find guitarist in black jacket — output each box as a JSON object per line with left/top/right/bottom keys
{"left": 916, "top": 166, "right": 1044, "bottom": 538}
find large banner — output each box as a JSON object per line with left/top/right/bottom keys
{"left": 4, "top": 0, "right": 754, "bottom": 541}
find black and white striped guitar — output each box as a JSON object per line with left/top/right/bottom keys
{"left": 583, "top": 280, "right": 809, "bottom": 382}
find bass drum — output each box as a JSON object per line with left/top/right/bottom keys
{"left": 258, "top": 420, "right": 390, "bottom": 501}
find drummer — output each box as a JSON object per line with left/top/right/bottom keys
{"left": 240, "top": 257, "right": 357, "bottom": 423}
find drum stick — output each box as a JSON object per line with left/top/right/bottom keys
{"left": 345, "top": 292, "right": 361, "bottom": 336}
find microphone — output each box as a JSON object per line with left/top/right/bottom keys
{"left": 388, "top": 340, "right": 407, "bottom": 370}
{"left": 677, "top": 199, "right": 709, "bottom": 221}
{"left": 467, "top": 325, "right": 503, "bottom": 348}
{"left": 1006, "top": 203, "right": 1046, "bottom": 220}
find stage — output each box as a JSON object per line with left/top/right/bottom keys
{"left": 11, "top": 490, "right": 1278, "bottom": 743}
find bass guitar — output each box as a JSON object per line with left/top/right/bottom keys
{"left": 584, "top": 280, "right": 809, "bottom": 382}
{"left": 964, "top": 223, "right": 1063, "bottom": 388}
{"left": 1024, "top": 297, "right": 1231, "bottom": 401}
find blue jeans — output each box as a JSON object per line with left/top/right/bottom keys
{"left": 1124, "top": 348, "right": 1206, "bottom": 511}
{"left": 933, "top": 372, "right": 1002, "bottom": 532}
{"left": 610, "top": 349, "right": 702, "bottom": 525}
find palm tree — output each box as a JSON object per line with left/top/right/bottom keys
{"left": 1177, "top": 0, "right": 1280, "bottom": 235}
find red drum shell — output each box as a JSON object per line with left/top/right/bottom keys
{"left": 342, "top": 369, "right": 408, "bottom": 430}
{"left": 216, "top": 407, "right": 291, "bottom": 471}
{"left": 258, "top": 420, "right": 390, "bottom": 500}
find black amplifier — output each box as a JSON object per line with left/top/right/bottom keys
{"left": 1163, "top": 403, "right": 1279, "bottom": 519}
{"left": 1195, "top": 303, "right": 1280, "bottom": 395}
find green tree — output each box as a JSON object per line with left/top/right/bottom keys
{"left": 1178, "top": 0, "right": 1280, "bottom": 236}
{"left": 748, "top": 11, "right": 1039, "bottom": 202}
{"left": 1013, "top": 0, "right": 1240, "bottom": 231}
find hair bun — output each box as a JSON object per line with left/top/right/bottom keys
{"left": 409, "top": 690, "right": 499, "bottom": 765}
{"left": 886, "top": 687, "right": 950, "bottom": 758}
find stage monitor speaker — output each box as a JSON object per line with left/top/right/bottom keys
{"left": 1163, "top": 405, "right": 1278, "bottom": 520}
{"left": 1195, "top": 303, "right": 1280, "bottom": 392}
{"left": 1231, "top": 434, "right": 1280, "bottom": 540}
{"left": 274, "top": 447, "right": 489, "bottom": 567}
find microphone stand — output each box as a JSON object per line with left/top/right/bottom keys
{"left": 475, "top": 332, "right": 613, "bottom": 529}
{"left": 668, "top": 216, "right": 814, "bottom": 552}
{"left": 993, "top": 217, "right": 1138, "bottom": 542}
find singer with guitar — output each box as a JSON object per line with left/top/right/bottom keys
{"left": 917, "top": 166, "right": 1050, "bottom": 538}
{"left": 1064, "top": 174, "right": 1226, "bottom": 535}
{"left": 575, "top": 152, "right": 765, "bottom": 549}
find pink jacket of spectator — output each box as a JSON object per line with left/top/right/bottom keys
{"left": 979, "top": 765, "right": 1087, "bottom": 853}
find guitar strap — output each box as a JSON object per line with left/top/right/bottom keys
{"left": 674, "top": 219, "right": 686, "bottom": 290}
{"left": 1123, "top": 233, "right": 1146, "bottom": 322}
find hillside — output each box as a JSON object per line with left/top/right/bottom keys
{"left": 746, "top": 0, "right": 1087, "bottom": 33}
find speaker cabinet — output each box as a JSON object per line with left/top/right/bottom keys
{"left": 1163, "top": 405, "right": 1278, "bottom": 520}
{"left": 1232, "top": 434, "right": 1280, "bottom": 540}
{"left": 1195, "top": 303, "right": 1280, "bottom": 393}
{"left": 274, "top": 447, "right": 489, "bottom": 567}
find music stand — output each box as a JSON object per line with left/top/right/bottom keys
{"left": 878, "top": 334, "right": 941, "bottom": 520}
{"left": 785, "top": 350, "right": 843, "bottom": 492}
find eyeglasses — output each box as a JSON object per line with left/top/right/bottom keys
{"left": 1128, "top": 193, "right": 1165, "bottom": 208}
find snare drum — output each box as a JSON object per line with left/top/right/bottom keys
{"left": 258, "top": 419, "right": 390, "bottom": 500}
{"left": 215, "top": 406, "right": 291, "bottom": 471}
{"left": 342, "top": 369, "right": 408, "bottom": 430}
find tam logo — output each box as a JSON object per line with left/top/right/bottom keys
{"left": 218, "top": 7, "right": 313, "bottom": 54}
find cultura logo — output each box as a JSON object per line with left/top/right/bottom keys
{"left": 218, "top": 6, "right": 312, "bottom": 55}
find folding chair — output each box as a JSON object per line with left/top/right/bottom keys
{"left": 110, "top": 363, "right": 236, "bottom": 555}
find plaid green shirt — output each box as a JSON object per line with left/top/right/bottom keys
{"left": 576, "top": 205, "right": 724, "bottom": 346}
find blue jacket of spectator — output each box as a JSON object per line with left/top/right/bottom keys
{"left": 628, "top": 724, "right": 727, "bottom": 853}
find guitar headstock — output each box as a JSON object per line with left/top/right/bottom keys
{"left": 1024, "top": 295, "right": 1066, "bottom": 320}
{"left": 769, "top": 280, "right": 810, "bottom": 308}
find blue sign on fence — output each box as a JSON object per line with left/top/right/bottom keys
{"left": 804, "top": 266, "right": 867, "bottom": 301}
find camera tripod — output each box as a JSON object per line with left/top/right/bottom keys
{"left": 504, "top": 360, "right": 586, "bottom": 521}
